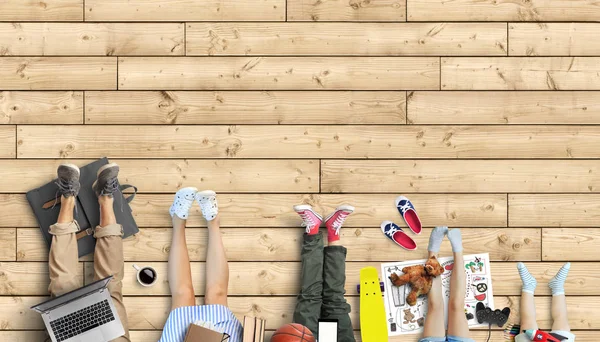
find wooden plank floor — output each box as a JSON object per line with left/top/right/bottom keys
{"left": 1, "top": 1, "right": 600, "bottom": 341}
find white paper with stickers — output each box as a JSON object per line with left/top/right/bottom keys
{"left": 381, "top": 253, "right": 493, "bottom": 336}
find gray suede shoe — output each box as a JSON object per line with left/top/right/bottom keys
{"left": 56, "top": 164, "right": 81, "bottom": 198}
{"left": 92, "top": 163, "right": 120, "bottom": 197}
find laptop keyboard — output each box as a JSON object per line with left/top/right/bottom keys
{"left": 49, "top": 299, "right": 115, "bottom": 342}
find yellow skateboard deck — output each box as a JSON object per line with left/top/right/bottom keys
{"left": 360, "top": 267, "right": 388, "bottom": 342}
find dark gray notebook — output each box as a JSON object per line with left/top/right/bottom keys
{"left": 26, "top": 158, "right": 139, "bottom": 258}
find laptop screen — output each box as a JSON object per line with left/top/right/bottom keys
{"left": 30, "top": 276, "right": 113, "bottom": 313}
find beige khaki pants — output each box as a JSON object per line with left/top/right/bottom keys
{"left": 48, "top": 221, "right": 130, "bottom": 342}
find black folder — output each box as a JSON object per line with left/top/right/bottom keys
{"left": 26, "top": 158, "right": 139, "bottom": 258}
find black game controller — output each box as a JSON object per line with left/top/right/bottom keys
{"left": 475, "top": 302, "right": 510, "bottom": 327}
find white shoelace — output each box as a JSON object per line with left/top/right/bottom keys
{"left": 330, "top": 212, "right": 349, "bottom": 236}
{"left": 385, "top": 224, "right": 399, "bottom": 237}
{"left": 299, "top": 212, "right": 317, "bottom": 233}
{"left": 198, "top": 196, "right": 218, "bottom": 219}
{"left": 398, "top": 202, "right": 412, "bottom": 214}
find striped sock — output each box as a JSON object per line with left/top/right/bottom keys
{"left": 549, "top": 262, "right": 571, "bottom": 296}
{"left": 517, "top": 262, "right": 537, "bottom": 294}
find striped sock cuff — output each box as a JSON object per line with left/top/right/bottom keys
{"left": 517, "top": 262, "right": 537, "bottom": 294}
{"left": 549, "top": 262, "right": 570, "bottom": 296}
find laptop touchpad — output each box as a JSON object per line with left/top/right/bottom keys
{"left": 80, "top": 329, "right": 105, "bottom": 342}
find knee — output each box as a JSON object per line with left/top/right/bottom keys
{"left": 427, "top": 298, "right": 443, "bottom": 312}
{"left": 173, "top": 285, "right": 195, "bottom": 299}
{"left": 205, "top": 286, "right": 228, "bottom": 305}
{"left": 49, "top": 276, "right": 80, "bottom": 297}
{"left": 448, "top": 298, "right": 464, "bottom": 312}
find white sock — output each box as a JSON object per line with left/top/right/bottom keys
{"left": 428, "top": 226, "right": 448, "bottom": 253}
{"left": 447, "top": 229, "right": 463, "bottom": 253}
{"left": 517, "top": 262, "right": 537, "bottom": 294}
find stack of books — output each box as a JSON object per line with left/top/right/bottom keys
{"left": 242, "top": 316, "right": 266, "bottom": 342}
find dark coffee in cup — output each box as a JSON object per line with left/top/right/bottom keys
{"left": 139, "top": 267, "right": 157, "bottom": 285}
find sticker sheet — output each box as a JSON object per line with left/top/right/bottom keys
{"left": 381, "top": 253, "right": 493, "bottom": 336}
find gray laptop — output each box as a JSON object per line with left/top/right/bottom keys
{"left": 31, "top": 276, "right": 125, "bottom": 342}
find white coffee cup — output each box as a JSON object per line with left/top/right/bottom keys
{"left": 133, "top": 264, "right": 158, "bottom": 287}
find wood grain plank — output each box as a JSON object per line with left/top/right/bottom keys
{"left": 0, "top": 229, "right": 16, "bottom": 261}
{"left": 17, "top": 227, "right": 536, "bottom": 262}
{"left": 0, "top": 126, "right": 16, "bottom": 158}
{"left": 0, "top": 296, "right": 597, "bottom": 330}
{"left": 287, "top": 0, "right": 405, "bottom": 21}
{"left": 85, "top": 91, "right": 406, "bottom": 125}
{"left": 407, "top": 91, "right": 600, "bottom": 124}
{"left": 83, "top": 261, "right": 591, "bottom": 297}
{"left": 133, "top": 194, "right": 507, "bottom": 228}
{"left": 0, "top": 57, "right": 116, "bottom": 90}
{"left": 17, "top": 125, "right": 600, "bottom": 159}
{"left": 85, "top": 0, "right": 285, "bottom": 21}
{"left": 510, "top": 23, "right": 600, "bottom": 56}
{"left": 442, "top": 57, "right": 600, "bottom": 90}
{"left": 0, "top": 262, "right": 83, "bottom": 295}
{"left": 2, "top": 331, "right": 600, "bottom": 342}
{"left": 407, "top": 0, "right": 600, "bottom": 21}
{"left": 0, "top": 23, "right": 184, "bottom": 56}
{"left": 4, "top": 193, "right": 507, "bottom": 228}
{"left": 0, "top": 332, "right": 48, "bottom": 342}
{"left": 118, "top": 57, "right": 440, "bottom": 90}
{"left": 0, "top": 159, "right": 319, "bottom": 193}
{"left": 543, "top": 228, "right": 600, "bottom": 261}
{"left": 510, "top": 195, "right": 600, "bottom": 227}
{"left": 0, "top": 91, "right": 82, "bottom": 124}
{"left": 322, "top": 160, "right": 600, "bottom": 193}
{"left": 186, "top": 23, "right": 507, "bottom": 56}
{"left": 0, "top": 0, "right": 82, "bottom": 21}
{"left": 0, "top": 195, "right": 35, "bottom": 228}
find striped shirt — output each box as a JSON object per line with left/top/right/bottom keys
{"left": 159, "top": 305, "right": 242, "bottom": 342}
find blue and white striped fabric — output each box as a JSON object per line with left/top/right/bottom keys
{"left": 159, "top": 305, "right": 242, "bottom": 342}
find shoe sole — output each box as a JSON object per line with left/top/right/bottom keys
{"left": 97, "top": 162, "right": 119, "bottom": 176}
{"left": 59, "top": 163, "right": 80, "bottom": 176}
{"left": 178, "top": 187, "right": 199, "bottom": 194}
{"left": 293, "top": 204, "right": 323, "bottom": 220}
{"left": 196, "top": 190, "right": 216, "bottom": 198}
{"left": 395, "top": 195, "right": 410, "bottom": 207}
{"left": 324, "top": 204, "right": 355, "bottom": 222}
{"left": 93, "top": 163, "right": 120, "bottom": 194}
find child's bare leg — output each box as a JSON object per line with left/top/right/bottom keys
{"left": 168, "top": 187, "right": 198, "bottom": 309}
{"left": 551, "top": 295, "right": 569, "bottom": 331}
{"left": 196, "top": 191, "right": 229, "bottom": 306}
{"left": 422, "top": 226, "right": 448, "bottom": 338}
{"left": 517, "top": 263, "right": 538, "bottom": 331}
{"left": 422, "top": 251, "right": 446, "bottom": 338}
{"left": 520, "top": 292, "right": 538, "bottom": 331}
{"left": 205, "top": 214, "right": 229, "bottom": 306}
{"left": 446, "top": 250, "right": 469, "bottom": 338}
{"left": 549, "top": 263, "right": 571, "bottom": 331}
{"left": 168, "top": 216, "right": 195, "bottom": 309}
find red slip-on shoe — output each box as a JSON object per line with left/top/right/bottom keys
{"left": 395, "top": 196, "right": 422, "bottom": 234}
{"left": 380, "top": 221, "right": 417, "bottom": 250}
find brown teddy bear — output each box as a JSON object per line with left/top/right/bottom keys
{"left": 403, "top": 308, "right": 416, "bottom": 324}
{"left": 389, "top": 255, "right": 444, "bottom": 306}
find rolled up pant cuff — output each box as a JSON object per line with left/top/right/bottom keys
{"left": 49, "top": 221, "right": 80, "bottom": 236}
{"left": 94, "top": 224, "right": 123, "bottom": 238}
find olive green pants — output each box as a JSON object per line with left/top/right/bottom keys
{"left": 293, "top": 233, "right": 355, "bottom": 342}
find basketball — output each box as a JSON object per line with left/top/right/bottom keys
{"left": 271, "top": 323, "right": 315, "bottom": 342}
